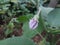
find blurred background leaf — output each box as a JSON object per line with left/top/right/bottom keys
{"left": 0, "top": 36, "right": 36, "bottom": 45}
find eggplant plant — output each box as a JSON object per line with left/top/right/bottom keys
{"left": 0, "top": 0, "right": 60, "bottom": 45}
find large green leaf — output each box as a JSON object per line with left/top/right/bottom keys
{"left": 41, "top": 6, "right": 54, "bottom": 19}
{"left": 47, "top": 8, "right": 60, "bottom": 27}
{"left": 44, "top": 8, "right": 60, "bottom": 34}
{"left": 0, "top": 36, "right": 36, "bottom": 45}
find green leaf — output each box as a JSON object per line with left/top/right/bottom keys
{"left": 5, "top": 29, "right": 13, "bottom": 36}
{"left": 41, "top": 6, "right": 54, "bottom": 14}
{"left": 45, "top": 8, "right": 60, "bottom": 34}
{"left": 41, "top": 6, "right": 54, "bottom": 18}
{"left": 47, "top": 8, "right": 60, "bottom": 27}
{"left": 0, "top": 37, "right": 36, "bottom": 45}
{"left": 17, "top": 15, "right": 28, "bottom": 23}
{"left": 8, "top": 22, "right": 14, "bottom": 29}
{"left": 5, "top": 22, "right": 14, "bottom": 35}
{"left": 17, "top": 14, "right": 33, "bottom": 23}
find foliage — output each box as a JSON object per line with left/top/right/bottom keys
{"left": 0, "top": 36, "right": 36, "bottom": 45}
{"left": 0, "top": 0, "right": 60, "bottom": 45}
